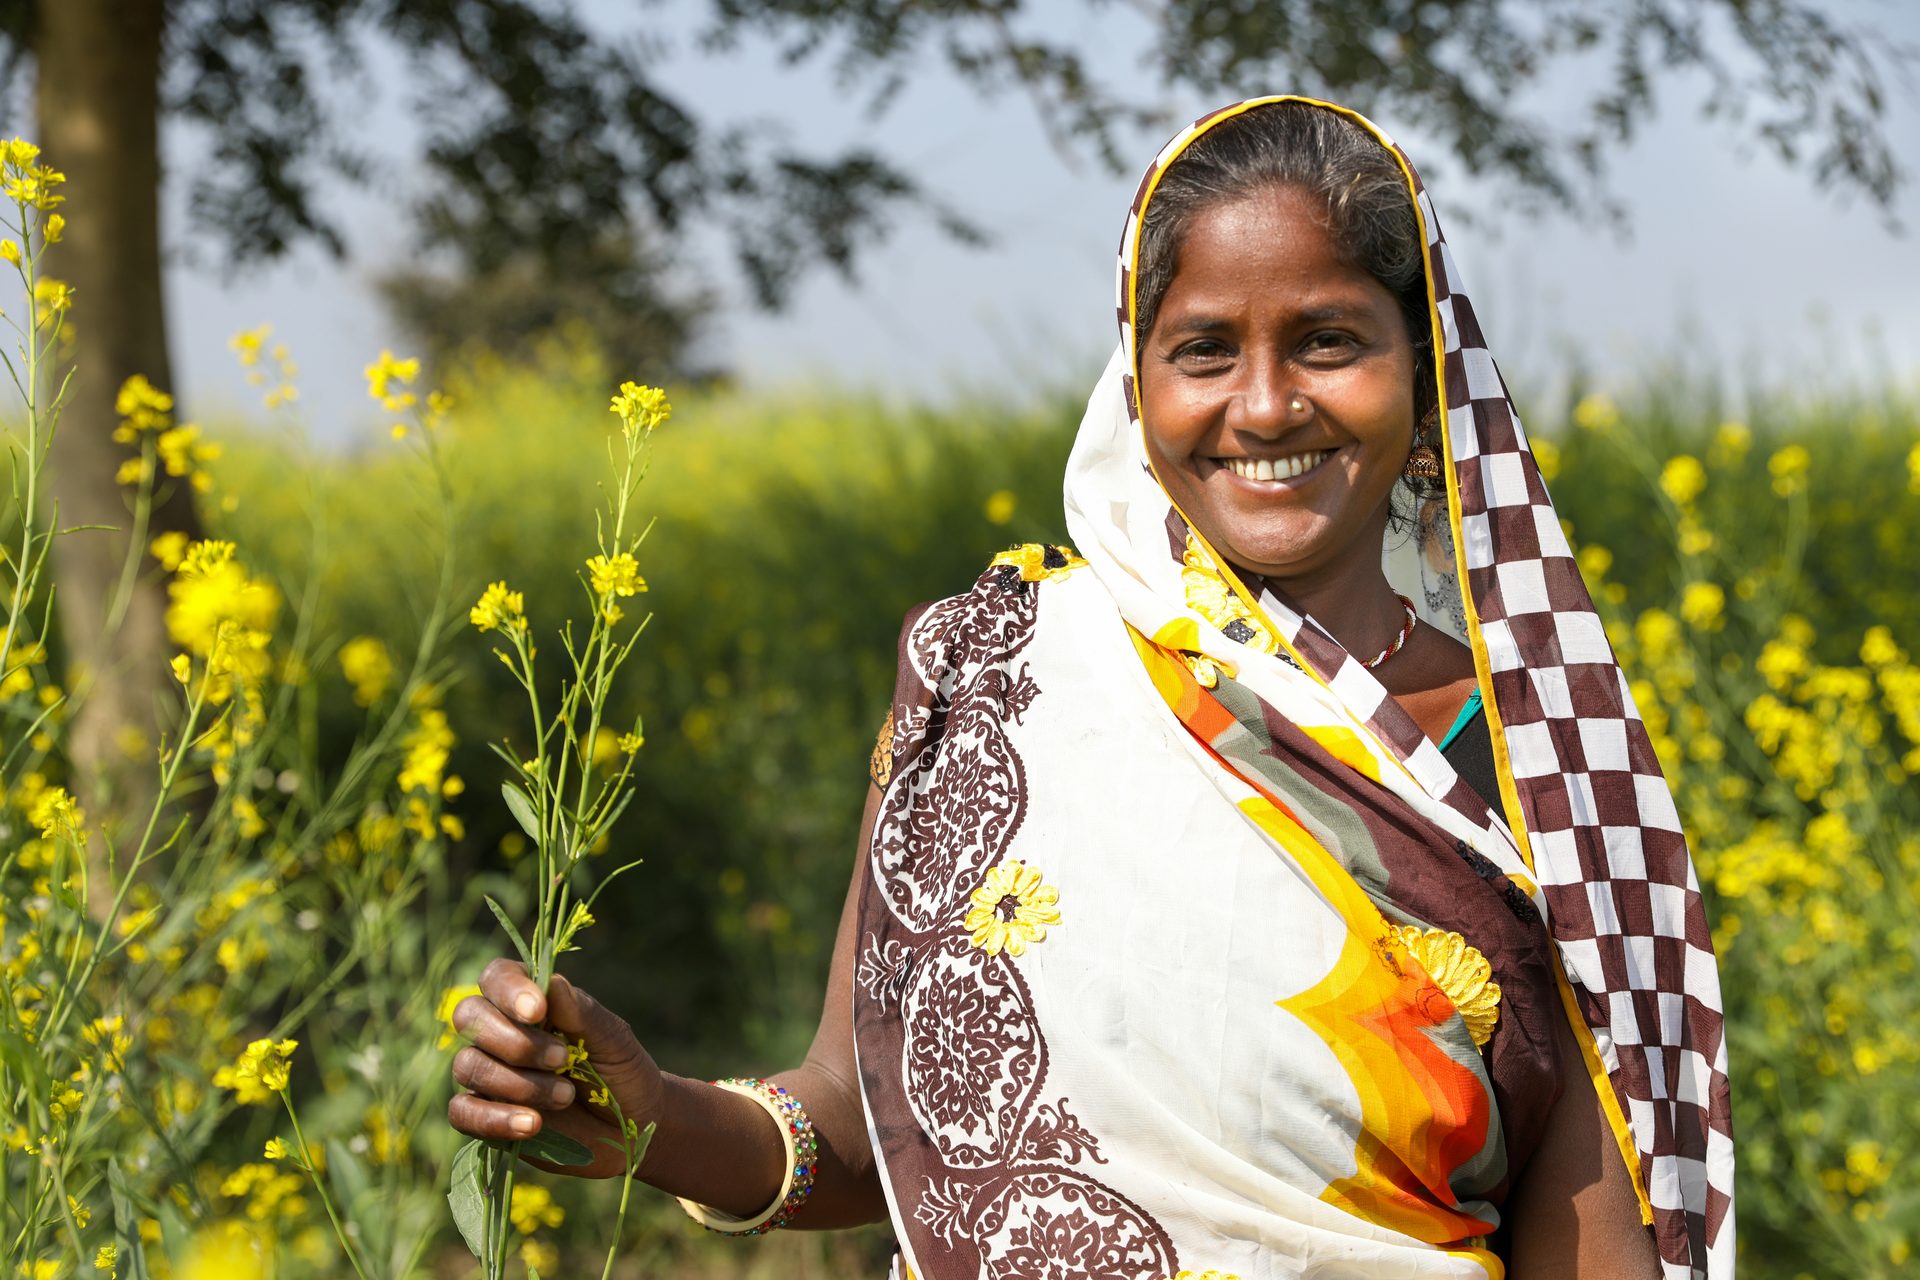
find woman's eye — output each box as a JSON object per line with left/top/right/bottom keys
{"left": 1173, "top": 339, "right": 1230, "bottom": 365}
{"left": 1303, "top": 331, "right": 1359, "bottom": 358}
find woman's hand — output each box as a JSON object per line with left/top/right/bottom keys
{"left": 447, "top": 958, "right": 663, "bottom": 1179}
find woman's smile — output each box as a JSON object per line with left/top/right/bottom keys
{"left": 1136, "top": 185, "right": 1417, "bottom": 590}
{"left": 1208, "top": 445, "right": 1341, "bottom": 487}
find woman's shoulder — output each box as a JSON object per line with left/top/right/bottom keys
{"left": 890, "top": 541, "right": 1091, "bottom": 678}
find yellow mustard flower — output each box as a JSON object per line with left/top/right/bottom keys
{"left": 33, "top": 277, "right": 73, "bottom": 322}
{"left": 337, "top": 635, "right": 395, "bottom": 706}
{"left": 964, "top": 860, "right": 1062, "bottom": 957}
{"left": 263, "top": 1137, "right": 288, "bottom": 1160}
{"left": 1710, "top": 420, "right": 1750, "bottom": 464}
{"left": 1572, "top": 392, "right": 1618, "bottom": 433}
{"left": 469, "top": 581, "right": 527, "bottom": 634}
{"left": 398, "top": 708, "right": 454, "bottom": 794}
{"left": 229, "top": 324, "right": 271, "bottom": 367}
{"left": 149, "top": 530, "right": 189, "bottom": 571}
{"left": 1659, "top": 454, "right": 1707, "bottom": 506}
{"left": 113, "top": 373, "right": 173, "bottom": 439}
{"left": 608, "top": 380, "right": 670, "bottom": 436}
{"left": 1680, "top": 582, "right": 1726, "bottom": 631}
{"left": 436, "top": 984, "right": 481, "bottom": 1049}
{"left": 509, "top": 1183, "right": 565, "bottom": 1234}
{"left": 1530, "top": 437, "right": 1561, "bottom": 483}
{"left": 363, "top": 349, "right": 420, "bottom": 405}
{"left": 214, "top": 1037, "right": 298, "bottom": 1104}
{"left": 585, "top": 552, "right": 646, "bottom": 598}
{"left": 366, "top": 1103, "right": 411, "bottom": 1164}
{"left": 617, "top": 732, "right": 643, "bottom": 754}
{"left": 231, "top": 796, "right": 267, "bottom": 839}
{"left": 27, "top": 786, "right": 84, "bottom": 843}
{"left": 520, "top": 1239, "right": 559, "bottom": 1275}
{"left": 1768, "top": 443, "right": 1811, "bottom": 496}
{"left": 94, "top": 1244, "right": 117, "bottom": 1276}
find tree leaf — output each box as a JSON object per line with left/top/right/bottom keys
{"left": 519, "top": 1127, "right": 594, "bottom": 1167}
{"left": 501, "top": 781, "right": 540, "bottom": 841}
{"left": 483, "top": 895, "right": 533, "bottom": 969}
{"left": 447, "top": 1138, "right": 488, "bottom": 1260}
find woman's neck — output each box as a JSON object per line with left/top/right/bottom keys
{"left": 1240, "top": 556, "right": 1407, "bottom": 664}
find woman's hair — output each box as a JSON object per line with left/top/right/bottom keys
{"left": 1133, "top": 101, "right": 1435, "bottom": 431}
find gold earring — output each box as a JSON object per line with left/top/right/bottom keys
{"left": 1403, "top": 405, "right": 1442, "bottom": 481}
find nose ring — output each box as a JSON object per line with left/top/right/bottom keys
{"left": 1288, "top": 395, "right": 1310, "bottom": 417}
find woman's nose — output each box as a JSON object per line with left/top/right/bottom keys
{"left": 1225, "top": 361, "right": 1298, "bottom": 436}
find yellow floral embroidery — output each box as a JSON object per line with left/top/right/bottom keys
{"left": 964, "top": 860, "right": 1061, "bottom": 956}
{"left": 1179, "top": 531, "right": 1281, "bottom": 687}
{"left": 989, "top": 543, "right": 1086, "bottom": 582}
{"left": 1395, "top": 925, "right": 1503, "bottom": 1048}
{"left": 1159, "top": 1271, "right": 1244, "bottom": 1280}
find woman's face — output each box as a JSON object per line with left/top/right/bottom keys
{"left": 1137, "top": 185, "right": 1418, "bottom": 587}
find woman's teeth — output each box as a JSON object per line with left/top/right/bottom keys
{"left": 1223, "top": 449, "right": 1333, "bottom": 482}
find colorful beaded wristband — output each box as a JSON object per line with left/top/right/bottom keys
{"left": 675, "top": 1077, "right": 818, "bottom": 1236}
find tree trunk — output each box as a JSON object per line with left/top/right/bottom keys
{"left": 34, "top": 0, "right": 194, "bottom": 864}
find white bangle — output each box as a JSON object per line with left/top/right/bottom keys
{"left": 674, "top": 1078, "right": 816, "bottom": 1235}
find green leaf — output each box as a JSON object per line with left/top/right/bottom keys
{"left": 447, "top": 1138, "right": 488, "bottom": 1260}
{"left": 520, "top": 1127, "right": 594, "bottom": 1167}
{"left": 0, "top": 1027, "right": 49, "bottom": 1095}
{"left": 483, "top": 895, "right": 533, "bottom": 969}
{"left": 108, "top": 1162, "right": 154, "bottom": 1280}
{"left": 326, "top": 1137, "right": 373, "bottom": 1218}
{"left": 501, "top": 781, "right": 541, "bottom": 841}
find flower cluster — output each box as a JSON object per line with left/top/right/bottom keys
{"left": 469, "top": 580, "right": 527, "bottom": 635}
{"left": 215, "top": 1038, "right": 298, "bottom": 1106}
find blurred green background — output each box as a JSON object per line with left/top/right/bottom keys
{"left": 202, "top": 342, "right": 1920, "bottom": 1274}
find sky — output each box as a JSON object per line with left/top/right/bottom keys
{"left": 145, "top": 0, "right": 1920, "bottom": 439}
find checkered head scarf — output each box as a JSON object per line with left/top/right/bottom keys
{"left": 1063, "top": 95, "right": 1733, "bottom": 1278}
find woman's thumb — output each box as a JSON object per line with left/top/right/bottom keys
{"left": 545, "top": 973, "right": 642, "bottom": 1066}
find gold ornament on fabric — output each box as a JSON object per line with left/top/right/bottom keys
{"left": 1394, "top": 925, "right": 1502, "bottom": 1048}
{"left": 990, "top": 542, "right": 1087, "bottom": 583}
{"left": 1178, "top": 530, "right": 1281, "bottom": 686}
{"left": 870, "top": 708, "right": 895, "bottom": 788}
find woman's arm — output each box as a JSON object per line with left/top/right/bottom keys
{"left": 1503, "top": 1003, "right": 1660, "bottom": 1276}
{"left": 448, "top": 784, "right": 889, "bottom": 1229}
{"left": 655, "top": 780, "right": 889, "bottom": 1227}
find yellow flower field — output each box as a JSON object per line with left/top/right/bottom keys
{"left": 4, "top": 135, "right": 1920, "bottom": 1277}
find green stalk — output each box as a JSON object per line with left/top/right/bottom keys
{"left": 284, "top": 1092, "right": 374, "bottom": 1280}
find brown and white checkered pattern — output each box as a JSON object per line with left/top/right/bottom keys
{"left": 1112, "top": 98, "right": 1733, "bottom": 1279}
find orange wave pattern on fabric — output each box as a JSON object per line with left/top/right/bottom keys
{"left": 1132, "top": 628, "right": 1499, "bottom": 1256}
{"left": 1241, "top": 796, "right": 1498, "bottom": 1248}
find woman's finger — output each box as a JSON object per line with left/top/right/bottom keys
{"left": 451, "top": 1046, "right": 577, "bottom": 1110}
{"left": 447, "top": 1091, "right": 545, "bottom": 1142}
{"left": 545, "top": 974, "right": 640, "bottom": 1066}
{"left": 451, "top": 995, "right": 571, "bottom": 1071}
{"left": 478, "top": 956, "right": 546, "bottom": 1024}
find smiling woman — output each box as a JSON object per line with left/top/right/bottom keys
{"left": 445, "top": 96, "right": 1731, "bottom": 1280}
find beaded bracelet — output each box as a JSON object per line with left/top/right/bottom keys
{"left": 675, "top": 1077, "right": 818, "bottom": 1236}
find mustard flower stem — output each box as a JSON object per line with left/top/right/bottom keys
{"left": 284, "top": 1092, "right": 374, "bottom": 1280}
